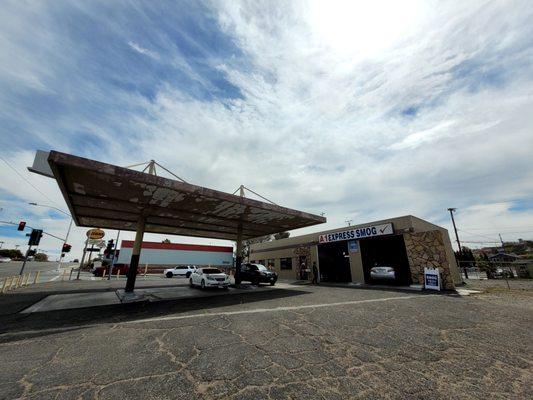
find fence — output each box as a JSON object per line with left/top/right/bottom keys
{"left": 1, "top": 271, "right": 41, "bottom": 294}
{"left": 458, "top": 260, "right": 532, "bottom": 290}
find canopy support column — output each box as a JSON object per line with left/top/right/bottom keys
{"left": 235, "top": 225, "right": 243, "bottom": 286}
{"left": 125, "top": 216, "right": 145, "bottom": 293}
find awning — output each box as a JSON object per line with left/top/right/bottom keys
{"left": 47, "top": 151, "right": 326, "bottom": 241}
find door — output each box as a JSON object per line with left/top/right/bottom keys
{"left": 318, "top": 241, "right": 352, "bottom": 282}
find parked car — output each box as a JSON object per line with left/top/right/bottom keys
{"left": 370, "top": 265, "right": 396, "bottom": 280}
{"left": 190, "top": 267, "right": 230, "bottom": 289}
{"left": 0, "top": 257, "right": 12, "bottom": 263}
{"left": 164, "top": 265, "right": 196, "bottom": 278}
{"left": 92, "top": 264, "right": 137, "bottom": 277}
{"left": 239, "top": 263, "right": 278, "bottom": 286}
{"left": 494, "top": 268, "right": 514, "bottom": 278}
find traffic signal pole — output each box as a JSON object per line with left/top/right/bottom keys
{"left": 19, "top": 244, "right": 33, "bottom": 276}
{"left": 76, "top": 237, "right": 89, "bottom": 280}
{"left": 57, "top": 218, "right": 73, "bottom": 271}
{"left": 109, "top": 230, "right": 120, "bottom": 281}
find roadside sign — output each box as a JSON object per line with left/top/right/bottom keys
{"left": 424, "top": 268, "right": 441, "bottom": 291}
{"left": 86, "top": 228, "right": 105, "bottom": 240}
{"left": 88, "top": 239, "right": 106, "bottom": 248}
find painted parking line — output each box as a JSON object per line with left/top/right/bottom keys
{"left": 126, "top": 294, "right": 435, "bottom": 325}
{"left": 1, "top": 294, "right": 436, "bottom": 339}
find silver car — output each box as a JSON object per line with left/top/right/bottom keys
{"left": 370, "top": 266, "right": 396, "bottom": 280}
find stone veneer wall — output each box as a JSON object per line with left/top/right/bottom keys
{"left": 404, "top": 230, "right": 455, "bottom": 290}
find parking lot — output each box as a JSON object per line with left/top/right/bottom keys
{"left": 0, "top": 280, "right": 532, "bottom": 399}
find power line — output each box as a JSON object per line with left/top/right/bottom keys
{"left": 0, "top": 156, "right": 60, "bottom": 206}
{"left": 457, "top": 228, "right": 499, "bottom": 242}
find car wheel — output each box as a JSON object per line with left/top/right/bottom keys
{"left": 166, "top": 272, "right": 173, "bottom": 278}
{"left": 186, "top": 271, "right": 192, "bottom": 278}
{"left": 201, "top": 280, "right": 205, "bottom": 290}
{"left": 189, "top": 278, "right": 194, "bottom": 287}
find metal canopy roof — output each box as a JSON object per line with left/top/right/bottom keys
{"left": 47, "top": 151, "right": 326, "bottom": 241}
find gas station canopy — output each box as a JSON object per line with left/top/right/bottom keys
{"left": 47, "top": 151, "right": 326, "bottom": 241}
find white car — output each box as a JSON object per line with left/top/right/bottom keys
{"left": 190, "top": 267, "right": 230, "bottom": 289}
{"left": 164, "top": 265, "right": 196, "bottom": 278}
{"left": 370, "top": 266, "right": 396, "bottom": 280}
{"left": 0, "top": 257, "right": 11, "bottom": 263}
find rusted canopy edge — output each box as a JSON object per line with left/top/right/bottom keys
{"left": 47, "top": 151, "right": 326, "bottom": 240}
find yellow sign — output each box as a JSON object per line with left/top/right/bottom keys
{"left": 86, "top": 228, "right": 105, "bottom": 240}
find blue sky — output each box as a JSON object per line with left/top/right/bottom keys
{"left": 1, "top": 0, "right": 533, "bottom": 258}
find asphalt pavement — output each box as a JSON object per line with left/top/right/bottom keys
{"left": 0, "top": 261, "right": 78, "bottom": 283}
{"left": 0, "top": 280, "right": 531, "bottom": 399}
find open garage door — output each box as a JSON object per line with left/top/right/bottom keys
{"left": 360, "top": 235, "right": 411, "bottom": 286}
{"left": 318, "top": 241, "right": 352, "bottom": 282}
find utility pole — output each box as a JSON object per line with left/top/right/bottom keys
{"left": 345, "top": 220, "right": 353, "bottom": 226}
{"left": 447, "top": 208, "right": 468, "bottom": 279}
{"left": 499, "top": 234, "right": 504, "bottom": 248}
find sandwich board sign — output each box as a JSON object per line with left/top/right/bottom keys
{"left": 424, "top": 268, "right": 441, "bottom": 291}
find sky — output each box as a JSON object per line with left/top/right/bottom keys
{"left": 1, "top": 0, "right": 533, "bottom": 259}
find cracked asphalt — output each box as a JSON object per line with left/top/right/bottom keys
{"left": 0, "top": 283, "right": 531, "bottom": 400}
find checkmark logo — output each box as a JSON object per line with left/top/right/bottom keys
{"left": 380, "top": 227, "right": 386, "bottom": 233}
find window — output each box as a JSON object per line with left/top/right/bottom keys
{"left": 280, "top": 258, "right": 292, "bottom": 270}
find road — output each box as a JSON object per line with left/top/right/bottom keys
{"left": 0, "top": 261, "right": 77, "bottom": 283}
{"left": 0, "top": 282, "right": 531, "bottom": 399}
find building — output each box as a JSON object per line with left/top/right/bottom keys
{"left": 117, "top": 241, "right": 233, "bottom": 272}
{"left": 250, "top": 215, "right": 462, "bottom": 289}
{"left": 488, "top": 252, "right": 520, "bottom": 263}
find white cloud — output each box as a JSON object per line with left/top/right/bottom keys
{"left": 128, "top": 41, "right": 160, "bottom": 60}
{"left": 1, "top": 0, "right": 533, "bottom": 258}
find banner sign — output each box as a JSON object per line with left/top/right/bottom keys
{"left": 318, "top": 223, "right": 394, "bottom": 244}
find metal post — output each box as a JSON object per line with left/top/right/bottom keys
{"left": 76, "top": 237, "right": 89, "bottom": 280}
{"left": 448, "top": 208, "right": 468, "bottom": 280}
{"left": 109, "top": 230, "right": 121, "bottom": 281}
{"left": 19, "top": 244, "right": 33, "bottom": 276}
{"left": 235, "top": 224, "right": 243, "bottom": 286}
{"left": 125, "top": 217, "right": 145, "bottom": 293}
{"left": 58, "top": 218, "right": 73, "bottom": 271}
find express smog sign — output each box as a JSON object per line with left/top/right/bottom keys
{"left": 318, "top": 223, "right": 394, "bottom": 244}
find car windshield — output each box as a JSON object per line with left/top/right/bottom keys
{"left": 203, "top": 268, "right": 221, "bottom": 274}
{"left": 255, "top": 265, "right": 268, "bottom": 271}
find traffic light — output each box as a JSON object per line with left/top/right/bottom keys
{"left": 18, "top": 221, "right": 26, "bottom": 231}
{"left": 62, "top": 243, "right": 72, "bottom": 253}
{"left": 28, "top": 229, "right": 43, "bottom": 246}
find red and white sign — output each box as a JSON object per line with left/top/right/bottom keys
{"left": 318, "top": 223, "right": 394, "bottom": 244}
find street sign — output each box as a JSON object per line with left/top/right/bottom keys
{"left": 86, "top": 228, "right": 105, "bottom": 240}
{"left": 88, "top": 239, "right": 106, "bottom": 247}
